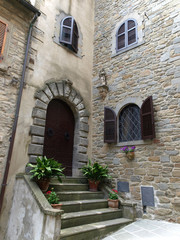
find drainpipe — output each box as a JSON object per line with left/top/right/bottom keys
{"left": 0, "top": 6, "right": 41, "bottom": 214}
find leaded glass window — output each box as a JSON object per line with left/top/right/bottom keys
{"left": 119, "top": 104, "right": 141, "bottom": 142}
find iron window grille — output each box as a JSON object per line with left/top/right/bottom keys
{"left": 104, "top": 97, "right": 155, "bottom": 143}
{"left": 116, "top": 19, "right": 137, "bottom": 52}
{"left": 60, "top": 16, "right": 79, "bottom": 53}
{"left": 119, "top": 104, "right": 141, "bottom": 142}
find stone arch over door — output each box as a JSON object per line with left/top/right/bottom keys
{"left": 28, "top": 79, "right": 90, "bottom": 176}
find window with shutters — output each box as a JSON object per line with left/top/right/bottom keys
{"left": 60, "top": 16, "right": 79, "bottom": 53}
{"left": 0, "top": 20, "right": 8, "bottom": 61}
{"left": 116, "top": 19, "right": 137, "bottom": 52}
{"left": 104, "top": 96, "right": 155, "bottom": 143}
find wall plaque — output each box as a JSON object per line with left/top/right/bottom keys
{"left": 141, "top": 186, "right": 155, "bottom": 207}
{"left": 117, "top": 181, "right": 129, "bottom": 192}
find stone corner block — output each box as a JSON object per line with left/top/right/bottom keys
{"left": 28, "top": 144, "right": 43, "bottom": 155}
{"left": 35, "top": 99, "right": 48, "bottom": 110}
{"left": 34, "top": 90, "right": 49, "bottom": 103}
{"left": 44, "top": 85, "right": 53, "bottom": 100}
{"left": 47, "top": 82, "right": 59, "bottom": 97}
{"left": 80, "top": 122, "right": 89, "bottom": 133}
{"left": 32, "top": 108, "right": 46, "bottom": 120}
{"left": 29, "top": 155, "right": 38, "bottom": 163}
{"left": 57, "top": 82, "right": 64, "bottom": 96}
{"left": 30, "top": 125, "right": 45, "bottom": 136}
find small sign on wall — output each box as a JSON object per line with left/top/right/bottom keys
{"left": 117, "top": 181, "right": 129, "bottom": 192}
{"left": 141, "top": 186, "right": 155, "bottom": 207}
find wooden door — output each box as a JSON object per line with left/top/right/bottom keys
{"left": 43, "top": 99, "right": 75, "bottom": 176}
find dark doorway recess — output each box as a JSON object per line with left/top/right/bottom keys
{"left": 43, "top": 99, "right": 75, "bottom": 176}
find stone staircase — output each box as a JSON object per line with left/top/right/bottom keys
{"left": 49, "top": 177, "right": 132, "bottom": 240}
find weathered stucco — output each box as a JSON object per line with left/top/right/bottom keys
{"left": 0, "top": 0, "right": 94, "bottom": 238}
{"left": 6, "top": 175, "right": 62, "bottom": 240}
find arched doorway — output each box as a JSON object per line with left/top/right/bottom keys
{"left": 43, "top": 99, "right": 75, "bottom": 176}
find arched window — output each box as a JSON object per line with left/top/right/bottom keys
{"left": 119, "top": 104, "right": 141, "bottom": 142}
{"left": 104, "top": 97, "right": 155, "bottom": 143}
{"left": 60, "top": 16, "right": 79, "bottom": 53}
{"left": 0, "top": 20, "right": 8, "bottom": 61}
{"left": 116, "top": 19, "right": 137, "bottom": 52}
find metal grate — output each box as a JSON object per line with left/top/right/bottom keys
{"left": 119, "top": 104, "right": 141, "bottom": 142}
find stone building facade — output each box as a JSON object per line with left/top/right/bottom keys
{"left": 92, "top": 0, "right": 180, "bottom": 222}
{"left": 1, "top": 0, "right": 180, "bottom": 237}
{"left": 0, "top": 0, "right": 33, "bottom": 189}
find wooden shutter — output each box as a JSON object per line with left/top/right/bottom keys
{"left": 0, "top": 20, "right": 7, "bottom": 60}
{"left": 141, "top": 96, "right": 155, "bottom": 139}
{"left": 104, "top": 107, "right": 117, "bottom": 143}
{"left": 72, "top": 20, "right": 78, "bottom": 53}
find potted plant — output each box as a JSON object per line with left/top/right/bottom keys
{"left": 120, "top": 146, "right": 136, "bottom": 160}
{"left": 81, "top": 160, "right": 110, "bottom": 192}
{"left": 46, "top": 188, "right": 62, "bottom": 209}
{"left": 108, "top": 189, "right": 119, "bottom": 208}
{"left": 27, "top": 156, "right": 65, "bottom": 192}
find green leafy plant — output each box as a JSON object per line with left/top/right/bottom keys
{"left": 81, "top": 160, "right": 110, "bottom": 182}
{"left": 27, "top": 156, "right": 65, "bottom": 182}
{"left": 109, "top": 189, "right": 118, "bottom": 200}
{"left": 46, "top": 188, "right": 60, "bottom": 204}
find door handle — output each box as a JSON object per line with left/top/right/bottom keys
{"left": 64, "top": 132, "right": 70, "bottom": 141}
{"left": 47, "top": 128, "right": 54, "bottom": 136}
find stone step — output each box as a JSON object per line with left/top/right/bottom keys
{"left": 51, "top": 176, "right": 87, "bottom": 184}
{"left": 61, "top": 208, "right": 123, "bottom": 229}
{"left": 60, "top": 199, "right": 108, "bottom": 213}
{"left": 58, "top": 191, "right": 104, "bottom": 201}
{"left": 60, "top": 218, "right": 132, "bottom": 240}
{"left": 49, "top": 183, "right": 88, "bottom": 192}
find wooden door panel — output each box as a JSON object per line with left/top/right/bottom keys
{"left": 43, "top": 99, "right": 75, "bottom": 176}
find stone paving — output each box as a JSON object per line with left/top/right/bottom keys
{"left": 102, "top": 219, "right": 180, "bottom": 240}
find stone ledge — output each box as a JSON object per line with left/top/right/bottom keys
{"left": 101, "top": 184, "right": 136, "bottom": 221}
{"left": 16, "top": 174, "right": 63, "bottom": 216}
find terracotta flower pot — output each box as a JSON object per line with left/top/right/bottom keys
{"left": 108, "top": 199, "right": 119, "bottom": 208}
{"left": 126, "top": 152, "right": 135, "bottom": 160}
{"left": 88, "top": 180, "right": 100, "bottom": 192}
{"left": 51, "top": 203, "right": 62, "bottom": 210}
{"left": 36, "top": 178, "right": 50, "bottom": 193}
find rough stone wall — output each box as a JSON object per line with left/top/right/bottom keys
{"left": 92, "top": 0, "right": 180, "bottom": 222}
{"left": 0, "top": 0, "right": 32, "bottom": 188}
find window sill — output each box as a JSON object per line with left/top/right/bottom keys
{"left": 111, "top": 40, "right": 145, "bottom": 58}
{"left": 53, "top": 38, "right": 82, "bottom": 59}
{"left": 116, "top": 139, "right": 152, "bottom": 147}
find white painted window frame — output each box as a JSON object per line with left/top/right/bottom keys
{"left": 60, "top": 16, "right": 74, "bottom": 45}
{"left": 116, "top": 18, "right": 138, "bottom": 52}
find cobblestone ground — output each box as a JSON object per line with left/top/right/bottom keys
{"left": 102, "top": 219, "right": 180, "bottom": 240}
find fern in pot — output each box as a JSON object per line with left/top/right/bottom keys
{"left": 81, "top": 160, "right": 110, "bottom": 191}
{"left": 27, "top": 156, "right": 65, "bottom": 192}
